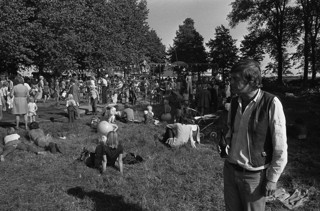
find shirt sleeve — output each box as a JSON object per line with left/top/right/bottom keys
{"left": 266, "top": 97, "right": 288, "bottom": 182}
{"left": 166, "top": 124, "right": 177, "bottom": 129}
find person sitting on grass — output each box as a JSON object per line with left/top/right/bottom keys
{"left": 66, "top": 94, "right": 77, "bottom": 123}
{"left": 28, "top": 122, "right": 64, "bottom": 154}
{"left": 144, "top": 105, "right": 154, "bottom": 124}
{"left": 117, "top": 105, "right": 134, "bottom": 123}
{"left": 0, "top": 127, "right": 45, "bottom": 162}
{"left": 27, "top": 97, "right": 38, "bottom": 123}
{"left": 105, "top": 107, "right": 117, "bottom": 123}
{"left": 94, "top": 132, "right": 123, "bottom": 175}
{"left": 144, "top": 105, "right": 159, "bottom": 125}
{"left": 154, "top": 123, "right": 200, "bottom": 148}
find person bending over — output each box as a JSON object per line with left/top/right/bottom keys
{"left": 155, "top": 123, "right": 200, "bottom": 148}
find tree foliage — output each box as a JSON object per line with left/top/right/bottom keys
{"left": 293, "top": 0, "right": 320, "bottom": 83}
{"left": 0, "top": 0, "right": 166, "bottom": 75}
{"left": 228, "top": 0, "right": 299, "bottom": 84}
{"left": 167, "top": 18, "right": 207, "bottom": 72}
{"left": 206, "top": 25, "right": 238, "bottom": 79}
{"left": 239, "top": 31, "right": 265, "bottom": 62}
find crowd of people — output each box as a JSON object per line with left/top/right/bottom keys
{"left": 0, "top": 59, "right": 288, "bottom": 211}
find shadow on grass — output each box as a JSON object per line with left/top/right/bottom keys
{"left": 0, "top": 121, "right": 16, "bottom": 128}
{"left": 67, "top": 187, "right": 144, "bottom": 211}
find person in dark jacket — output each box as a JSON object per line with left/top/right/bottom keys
{"left": 222, "top": 59, "right": 287, "bottom": 211}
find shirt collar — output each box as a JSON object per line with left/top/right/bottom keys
{"left": 238, "top": 89, "right": 261, "bottom": 104}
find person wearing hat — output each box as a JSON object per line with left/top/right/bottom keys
{"left": 89, "top": 84, "right": 99, "bottom": 115}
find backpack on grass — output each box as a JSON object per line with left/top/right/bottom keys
{"left": 78, "top": 147, "right": 95, "bottom": 168}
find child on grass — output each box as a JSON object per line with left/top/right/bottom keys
{"left": 144, "top": 105, "right": 155, "bottom": 124}
{"left": 27, "top": 97, "right": 38, "bottom": 123}
{"left": 66, "top": 94, "right": 77, "bottom": 123}
{"left": 94, "top": 132, "right": 123, "bottom": 175}
{"left": 0, "top": 127, "right": 44, "bottom": 162}
{"left": 106, "top": 107, "right": 116, "bottom": 123}
{"left": 43, "top": 81, "right": 50, "bottom": 103}
{"left": 89, "top": 85, "right": 99, "bottom": 115}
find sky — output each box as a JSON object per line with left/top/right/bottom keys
{"left": 146, "top": 0, "right": 301, "bottom": 75}
{"left": 146, "top": 0, "right": 248, "bottom": 49}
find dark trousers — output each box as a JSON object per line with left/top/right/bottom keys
{"left": 1, "top": 143, "right": 38, "bottom": 158}
{"left": 91, "top": 97, "right": 97, "bottom": 114}
{"left": 68, "top": 106, "right": 76, "bottom": 122}
{"left": 162, "top": 128, "right": 174, "bottom": 143}
{"left": 102, "top": 86, "right": 107, "bottom": 104}
{"left": 223, "top": 161, "right": 266, "bottom": 211}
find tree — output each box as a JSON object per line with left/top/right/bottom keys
{"left": 206, "top": 25, "right": 238, "bottom": 80}
{"left": 296, "top": 0, "right": 320, "bottom": 83}
{"left": 167, "top": 18, "right": 207, "bottom": 73}
{"left": 0, "top": 0, "right": 37, "bottom": 74}
{"left": 228, "top": 0, "right": 298, "bottom": 84}
{"left": 0, "top": 0, "right": 165, "bottom": 75}
{"left": 142, "top": 29, "right": 166, "bottom": 65}
{"left": 240, "top": 31, "right": 265, "bottom": 62}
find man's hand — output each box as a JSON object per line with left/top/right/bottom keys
{"left": 265, "top": 180, "right": 277, "bottom": 197}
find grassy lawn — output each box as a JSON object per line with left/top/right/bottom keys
{"left": 0, "top": 93, "right": 319, "bottom": 211}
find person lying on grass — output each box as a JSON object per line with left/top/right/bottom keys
{"left": 94, "top": 132, "right": 123, "bottom": 175}
{"left": 154, "top": 123, "right": 200, "bottom": 148}
{"left": 28, "top": 122, "right": 64, "bottom": 154}
{"left": 0, "top": 127, "right": 45, "bottom": 162}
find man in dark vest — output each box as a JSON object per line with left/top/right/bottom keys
{"left": 222, "top": 59, "right": 287, "bottom": 211}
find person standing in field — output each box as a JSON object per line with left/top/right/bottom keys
{"left": 11, "top": 77, "right": 29, "bottom": 130}
{"left": 68, "top": 79, "right": 80, "bottom": 119}
{"left": 222, "top": 59, "right": 287, "bottom": 211}
{"left": 0, "top": 82, "right": 7, "bottom": 121}
{"left": 27, "top": 97, "right": 38, "bottom": 123}
{"left": 89, "top": 85, "right": 99, "bottom": 115}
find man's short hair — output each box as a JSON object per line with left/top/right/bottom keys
{"left": 231, "top": 59, "right": 262, "bottom": 89}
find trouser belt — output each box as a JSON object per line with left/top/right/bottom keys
{"left": 229, "top": 162, "right": 264, "bottom": 173}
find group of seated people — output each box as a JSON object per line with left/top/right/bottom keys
{"left": 1, "top": 94, "right": 206, "bottom": 177}
{"left": 101, "top": 104, "right": 157, "bottom": 125}
{"left": 0, "top": 122, "right": 63, "bottom": 162}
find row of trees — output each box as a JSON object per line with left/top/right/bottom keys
{"left": 0, "top": 0, "right": 166, "bottom": 75}
{"left": 168, "top": 0, "right": 320, "bottom": 85}
{"left": 1, "top": 0, "right": 319, "bottom": 84}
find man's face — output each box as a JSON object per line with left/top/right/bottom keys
{"left": 230, "top": 72, "right": 249, "bottom": 95}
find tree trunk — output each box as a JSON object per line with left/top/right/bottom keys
{"left": 311, "top": 43, "right": 317, "bottom": 81}
{"left": 303, "top": 16, "right": 310, "bottom": 86}
{"left": 276, "top": 41, "right": 283, "bottom": 85}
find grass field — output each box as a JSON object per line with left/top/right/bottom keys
{"left": 0, "top": 92, "right": 320, "bottom": 211}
